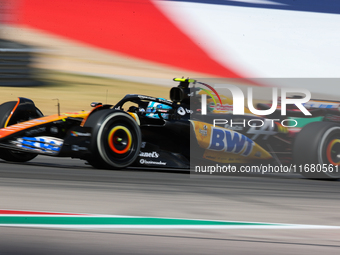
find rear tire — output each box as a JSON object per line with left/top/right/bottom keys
{"left": 293, "top": 122, "right": 340, "bottom": 179}
{"left": 85, "top": 110, "right": 141, "bottom": 169}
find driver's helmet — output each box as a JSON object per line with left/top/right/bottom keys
{"left": 145, "top": 101, "right": 172, "bottom": 119}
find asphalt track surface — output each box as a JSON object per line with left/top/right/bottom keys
{"left": 0, "top": 156, "right": 340, "bottom": 255}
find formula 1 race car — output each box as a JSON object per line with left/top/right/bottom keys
{"left": 0, "top": 78, "right": 340, "bottom": 179}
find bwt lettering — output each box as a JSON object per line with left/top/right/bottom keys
{"left": 208, "top": 128, "right": 254, "bottom": 156}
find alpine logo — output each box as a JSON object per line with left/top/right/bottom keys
{"left": 139, "top": 151, "right": 160, "bottom": 158}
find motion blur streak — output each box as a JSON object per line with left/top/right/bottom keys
{"left": 0, "top": 157, "right": 340, "bottom": 254}
{"left": 12, "top": 0, "right": 242, "bottom": 78}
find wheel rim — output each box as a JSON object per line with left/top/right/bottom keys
{"left": 108, "top": 126, "right": 132, "bottom": 154}
{"left": 326, "top": 139, "right": 340, "bottom": 165}
{"left": 319, "top": 126, "right": 340, "bottom": 178}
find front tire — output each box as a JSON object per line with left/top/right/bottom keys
{"left": 85, "top": 110, "right": 141, "bottom": 169}
{"left": 293, "top": 122, "right": 340, "bottom": 179}
{"left": 0, "top": 150, "right": 38, "bottom": 162}
{"left": 0, "top": 100, "right": 40, "bottom": 163}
